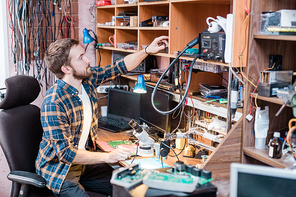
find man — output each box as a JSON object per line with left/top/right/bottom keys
{"left": 35, "top": 36, "right": 169, "bottom": 196}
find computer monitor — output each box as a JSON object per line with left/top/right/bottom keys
{"left": 140, "top": 85, "right": 172, "bottom": 133}
{"left": 230, "top": 163, "right": 296, "bottom": 197}
{"left": 107, "top": 89, "right": 141, "bottom": 121}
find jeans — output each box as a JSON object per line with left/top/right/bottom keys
{"left": 56, "top": 163, "right": 113, "bottom": 197}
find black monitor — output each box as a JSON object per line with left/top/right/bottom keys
{"left": 107, "top": 89, "right": 141, "bottom": 122}
{"left": 230, "top": 163, "right": 296, "bottom": 197}
{"left": 140, "top": 85, "right": 172, "bottom": 133}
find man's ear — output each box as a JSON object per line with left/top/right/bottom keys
{"left": 61, "top": 65, "right": 72, "bottom": 74}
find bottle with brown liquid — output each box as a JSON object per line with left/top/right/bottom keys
{"left": 269, "top": 132, "right": 282, "bottom": 159}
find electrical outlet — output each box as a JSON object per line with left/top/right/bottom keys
{"left": 269, "top": 55, "right": 283, "bottom": 70}
{"left": 97, "top": 85, "right": 129, "bottom": 93}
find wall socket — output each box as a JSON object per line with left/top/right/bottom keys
{"left": 269, "top": 55, "right": 283, "bottom": 70}
{"left": 97, "top": 85, "right": 129, "bottom": 93}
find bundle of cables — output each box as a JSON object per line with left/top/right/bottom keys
{"left": 287, "top": 118, "right": 296, "bottom": 160}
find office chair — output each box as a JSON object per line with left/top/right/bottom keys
{"left": 0, "top": 75, "right": 105, "bottom": 197}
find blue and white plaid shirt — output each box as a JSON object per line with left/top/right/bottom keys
{"left": 35, "top": 59, "right": 127, "bottom": 194}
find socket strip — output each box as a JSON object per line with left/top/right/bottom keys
{"left": 97, "top": 85, "right": 129, "bottom": 93}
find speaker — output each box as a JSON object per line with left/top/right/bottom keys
{"left": 112, "top": 51, "right": 157, "bottom": 73}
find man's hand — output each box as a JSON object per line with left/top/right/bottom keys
{"left": 146, "top": 36, "right": 169, "bottom": 54}
{"left": 106, "top": 146, "right": 132, "bottom": 163}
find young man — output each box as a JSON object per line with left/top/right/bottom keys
{"left": 35, "top": 36, "right": 169, "bottom": 196}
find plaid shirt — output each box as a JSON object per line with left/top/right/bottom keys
{"left": 35, "top": 59, "right": 127, "bottom": 194}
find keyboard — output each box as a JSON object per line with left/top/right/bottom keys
{"left": 98, "top": 117, "right": 131, "bottom": 132}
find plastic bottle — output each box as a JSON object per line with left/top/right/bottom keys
{"left": 268, "top": 132, "right": 282, "bottom": 159}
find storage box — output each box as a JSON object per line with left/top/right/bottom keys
{"left": 130, "top": 16, "right": 138, "bottom": 27}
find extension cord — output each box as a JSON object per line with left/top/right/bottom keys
{"left": 97, "top": 85, "right": 129, "bottom": 93}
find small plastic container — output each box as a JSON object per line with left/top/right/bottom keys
{"left": 255, "top": 137, "right": 266, "bottom": 149}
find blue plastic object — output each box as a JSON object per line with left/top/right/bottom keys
{"left": 83, "top": 28, "right": 94, "bottom": 44}
{"left": 133, "top": 75, "right": 147, "bottom": 94}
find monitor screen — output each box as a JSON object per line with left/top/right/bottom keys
{"left": 140, "top": 85, "right": 172, "bottom": 133}
{"left": 230, "top": 163, "right": 296, "bottom": 197}
{"left": 107, "top": 89, "right": 141, "bottom": 121}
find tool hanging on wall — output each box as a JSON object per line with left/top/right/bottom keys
{"left": 8, "top": 0, "right": 77, "bottom": 90}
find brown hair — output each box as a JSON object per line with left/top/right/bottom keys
{"left": 44, "top": 38, "right": 79, "bottom": 79}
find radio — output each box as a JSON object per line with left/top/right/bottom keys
{"left": 199, "top": 31, "right": 226, "bottom": 63}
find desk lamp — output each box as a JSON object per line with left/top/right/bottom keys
{"left": 133, "top": 75, "right": 147, "bottom": 94}
{"left": 82, "top": 28, "right": 101, "bottom": 67}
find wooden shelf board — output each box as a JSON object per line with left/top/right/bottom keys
{"left": 96, "top": 5, "right": 116, "bottom": 9}
{"left": 170, "top": 0, "right": 231, "bottom": 4}
{"left": 138, "top": 1, "right": 169, "bottom": 6}
{"left": 100, "top": 46, "right": 137, "bottom": 53}
{"left": 97, "top": 25, "right": 138, "bottom": 30}
{"left": 139, "top": 27, "right": 169, "bottom": 30}
{"left": 243, "top": 147, "right": 294, "bottom": 168}
{"left": 115, "top": 26, "right": 138, "bottom": 30}
{"left": 250, "top": 93, "right": 290, "bottom": 106}
{"left": 115, "top": 4, "right": 138, "bottom": 7}
{"left": 97, "top": 26, "right": 168, "bottom": 30}
{"left": 254, "top": 34, "right": 296, "bottom": 41}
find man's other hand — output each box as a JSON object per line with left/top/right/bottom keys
{"left": 107, "top": 146, "right": 132, "bottom": 163}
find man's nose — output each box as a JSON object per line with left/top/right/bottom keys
{"left": 85, "top": 55, "right": 91, "bottom": 64}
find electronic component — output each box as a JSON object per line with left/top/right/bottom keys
{"left": 112, "top": 51, "right": 157, "bottom": 73}
{"left": 143, "top": 163, "right": 214, "bottom": 193}
{"left": 258, "top": 70, "right": 293, "bottom": 97}
{"left": 260, "top": 70, "right": 293, "bottom": 83}
{"left": 143, "top": 171, "right": 199, "bottom": 193}
{"left": 110, "top": 164, "right": 149, "bottom": 189}
{"left": 258, "top": 81, "right": 290, "bottom": 97}
{"left": 199, "top": 31, "right": 226, "bottom": 63}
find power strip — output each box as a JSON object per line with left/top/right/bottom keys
{"left": 97, "top": 85, "right": 129, "bottom": 93}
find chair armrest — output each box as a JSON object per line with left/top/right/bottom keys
{"left": 7, "top": 171, "right": 46, "bottom": 188}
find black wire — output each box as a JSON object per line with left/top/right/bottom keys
{"left": 130, "top": 140, "right": 139, "bottom": 164}
{"left": 217, "top": 73, "right": 228, "bottom": 83}
{"left": 149, "top": 135, "right": 180, "bottom": 161}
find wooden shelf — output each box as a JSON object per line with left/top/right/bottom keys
{"left": 138, "top": 1, "right": 169, "bottom": 6}
{"left": 170, "top": 0, "right": 231, "bottom": 4}
{"left": 243, "top": 0, "right": 296, "bottom": 168}
{"left": 254, "top": 34, "right": 296, "bottom": 41}
{"left": 96, "top": 5, "right": 116, "bottom": 9}
{"left": 250, "top": 93, "right": 288, "bottom": 106}
{"left": 243, "top": 147, "right": 294, "bottom": 168}
{"left": 115, "top": 4, "right": 138, "bottom": 7}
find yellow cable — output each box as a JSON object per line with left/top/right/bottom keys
{"left": 287, "top": 126, "right": 296, "bottom": 159}
{"left": 238, "top": 15, "right": 256, "bottom": 87}
{"left": 289, "top": 118, "right": 296, "bottom": 129}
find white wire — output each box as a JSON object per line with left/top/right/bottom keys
{"left": 228, "top": 62, "right": 245, "bottom": 85}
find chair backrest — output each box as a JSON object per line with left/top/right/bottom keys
{"left": 0, "top": 75, "right": 43, "bottom": 197}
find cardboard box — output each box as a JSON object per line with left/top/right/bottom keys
{"left": 130, "top": 16, "right": 138, "bottom": 27}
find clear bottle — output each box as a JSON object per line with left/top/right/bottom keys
{"left": 268, "top": 132, "right": 282, "bottom": 159}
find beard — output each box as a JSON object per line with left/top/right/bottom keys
{"left": 72, "top": 65, "right": 92, "bottom": 80}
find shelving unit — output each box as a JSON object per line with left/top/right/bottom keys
{"left": 96, "top": 0, "right": 248, "bottom": 68}
{"left": 242, "top": 0, "right": 296, "bottom": 168}
{"left": 96, "top": 0, "right": 250, "bottom": 189}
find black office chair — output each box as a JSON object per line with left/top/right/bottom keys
{"left": 0, "top": 75, "right": 105, "bottom": 197}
